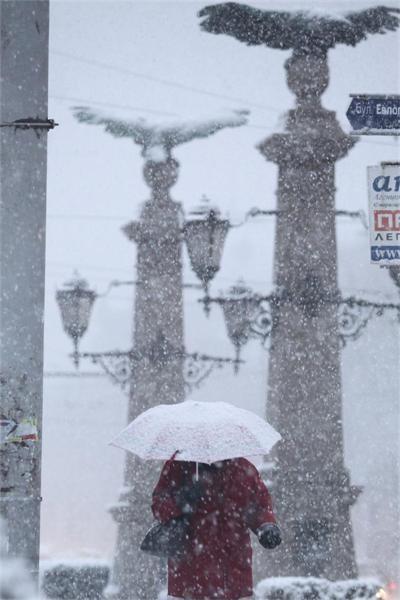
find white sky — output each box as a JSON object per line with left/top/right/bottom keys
{"left": 41, "top": 0, "right": 400, "bottom": 571}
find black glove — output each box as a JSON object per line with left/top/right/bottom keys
{"left": 174, "top": 480, "right": 204, "bottom": 514}
{"left": 257, "top": 523, "right": 282, "bottom": 549}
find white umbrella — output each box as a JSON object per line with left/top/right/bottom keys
{"left": 110, "top": 400, "right": 281, "bottom": 467}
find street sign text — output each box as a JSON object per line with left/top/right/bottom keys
{"left": 347, "top": 96, "right": 400, "bottom": 134}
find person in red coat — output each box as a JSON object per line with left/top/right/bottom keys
{"left": 152, "top": 457, "right": 281, "bottom": 600}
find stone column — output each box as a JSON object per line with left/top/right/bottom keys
{"left": 105, "top": 158, "right": 185, "bottom": 600}
{"left": 258, "top": 52, "right": 359, "bottom": 579}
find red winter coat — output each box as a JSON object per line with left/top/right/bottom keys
{"left": 152, "top": 458, "right": 277, "bottom": 600}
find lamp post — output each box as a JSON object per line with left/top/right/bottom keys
{"left": 56, "top": 109, "right": 246, "bottom": 600}
{"left": 199, "top": 2, "right": 400, "bottom": 581}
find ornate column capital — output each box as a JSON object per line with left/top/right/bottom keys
{"left": 258, "top": 120, "right": 356, "bottom": 168}
{"left": 258, "top": 49, "right": 357, "bottom": 167}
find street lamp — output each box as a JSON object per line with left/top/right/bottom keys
{"left": 217, "top": 280, "right": 273, "bottom": 370}
{"left": 185, "top": 201, "right": 400, "bottom": 355}
{"left": 220, "top": 281, "right": 257, "bottom": 368}
{"left": 184, "top": 195, "right": 229, "bottom": 313}
{"left": 56, "top": 273, "right": 97, "bottom": 367}
{"left": 205, "top": 276, "right": 400, "bottom": 354}
{"left": 56, "top": 275, "right": 243, "bottom": 392}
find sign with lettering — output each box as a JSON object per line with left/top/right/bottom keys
{"left": 368, "top": 163, "right": 400, "bottom": 265}
{"left": 347, "top": 96, "right": 400, "bottom": 134}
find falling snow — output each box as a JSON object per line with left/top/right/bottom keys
{"left": 0, "top": 1, "right": 399, "bottom": 599}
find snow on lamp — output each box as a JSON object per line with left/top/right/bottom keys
{"left": 220, "top": 280, "right": 259, "bottom": 371}
{"left": 184, "top": 196, "right": 229, "bottom": 311}
{"left": 56, "top": 274, "right": 97, "bottom": 367}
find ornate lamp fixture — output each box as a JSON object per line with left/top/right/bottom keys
{"left": 213, "top": 280, "right": 273, "bottom": 369}
{"left": 184, "top": 196, "right": 229, "bottom": 312}
{"left": 206, "top": 286, "right": 400, "bottom": 352}
{"left": 220, "top": 281, "right": 258, "bottom": 368}
{"left": 56, "top": 274, "right": 97, "bottom": 367}
{"left": 56, "top": 276, "right": 243, "bottom": 392}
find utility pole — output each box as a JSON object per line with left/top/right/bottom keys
{"left": 73, "top": 109, "right": 247, "bottom": 599}
{"left": 199, "top": 2, "right": 400, "bottom": 581}
{"left": 0, "top": 0, "right": 51, "bottom": 585}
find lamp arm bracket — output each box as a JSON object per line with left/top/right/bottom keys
{"left": 230, "top": 208, "right": 279, "bottom": 228}
{"left": 229, "top": 208, "right": 367, "bottom": 229}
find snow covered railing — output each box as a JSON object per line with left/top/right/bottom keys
{"left": 40, "top": 560, "right": 110, "bottom": 599}
{"left": 38, "top": 569, "right": 382, "bottom": 600}
{"left": 256, "top": 577, "right": 381, "bottom": 599}
{"left": 38, "top": 565, "right": 382, "bottom": 599}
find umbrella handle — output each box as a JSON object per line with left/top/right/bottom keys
{"left": 195, "top": 461, "right": 199, "bottom": 481}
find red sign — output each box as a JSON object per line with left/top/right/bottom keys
{"left": 374, "top": 209, "right": 400, "bottom": 231}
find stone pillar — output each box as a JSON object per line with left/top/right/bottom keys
{"left": 258, "top": 52, "right": 359, "bottom": 580}
{"left": 105, "top": 158, "right": 185, "bottom": 600}
{"left": 0, "top": 0, "right": 49, "bottom": 585}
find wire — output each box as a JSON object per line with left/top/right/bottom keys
{"left": 49, "top": 94, "right": 179, "bottom": 118}
{"left": 50, "top": 49, "right": 281, "bottom": 114}
{"left": 50, "top": 52, "right": 400, "bottom": 141}
{"left": 47, "top": 213, "right": 131, "bottom": 221}
{"left": 244, "top": 124, "right": 277, "bottom": 131}
{"left": 248, "top": 124, "right": 399, "bottom": 146}
{"left": 354, "top": 138, "right": 399, "bottom": 148}
{"left": 50, "top": 94, "right": 277, "bottom": 131}
{"left": 50, "top": 95, "right": 278, "bottom": 130}
{"left": 50, "top": 90, "right": 400, "bottom": 144}
{"left": 46, "top": 260, "right": 133, "bottom": 274}
{"left": 44, "top": 371, "right": 106, "bottom": 378}
{"left": 49, "top": 53, "right": 400, "bottom": 141}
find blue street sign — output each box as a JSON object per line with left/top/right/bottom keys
{"left": 346, "top": 95, "right": 400, "bottom": 134}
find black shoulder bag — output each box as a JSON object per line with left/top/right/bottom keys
{"left": 140, "top": 514, "right": 190, "bottom": 559}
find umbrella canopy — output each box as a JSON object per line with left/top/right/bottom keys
{"left": 110, "top": 400, "right": 281, "bottom": 464}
